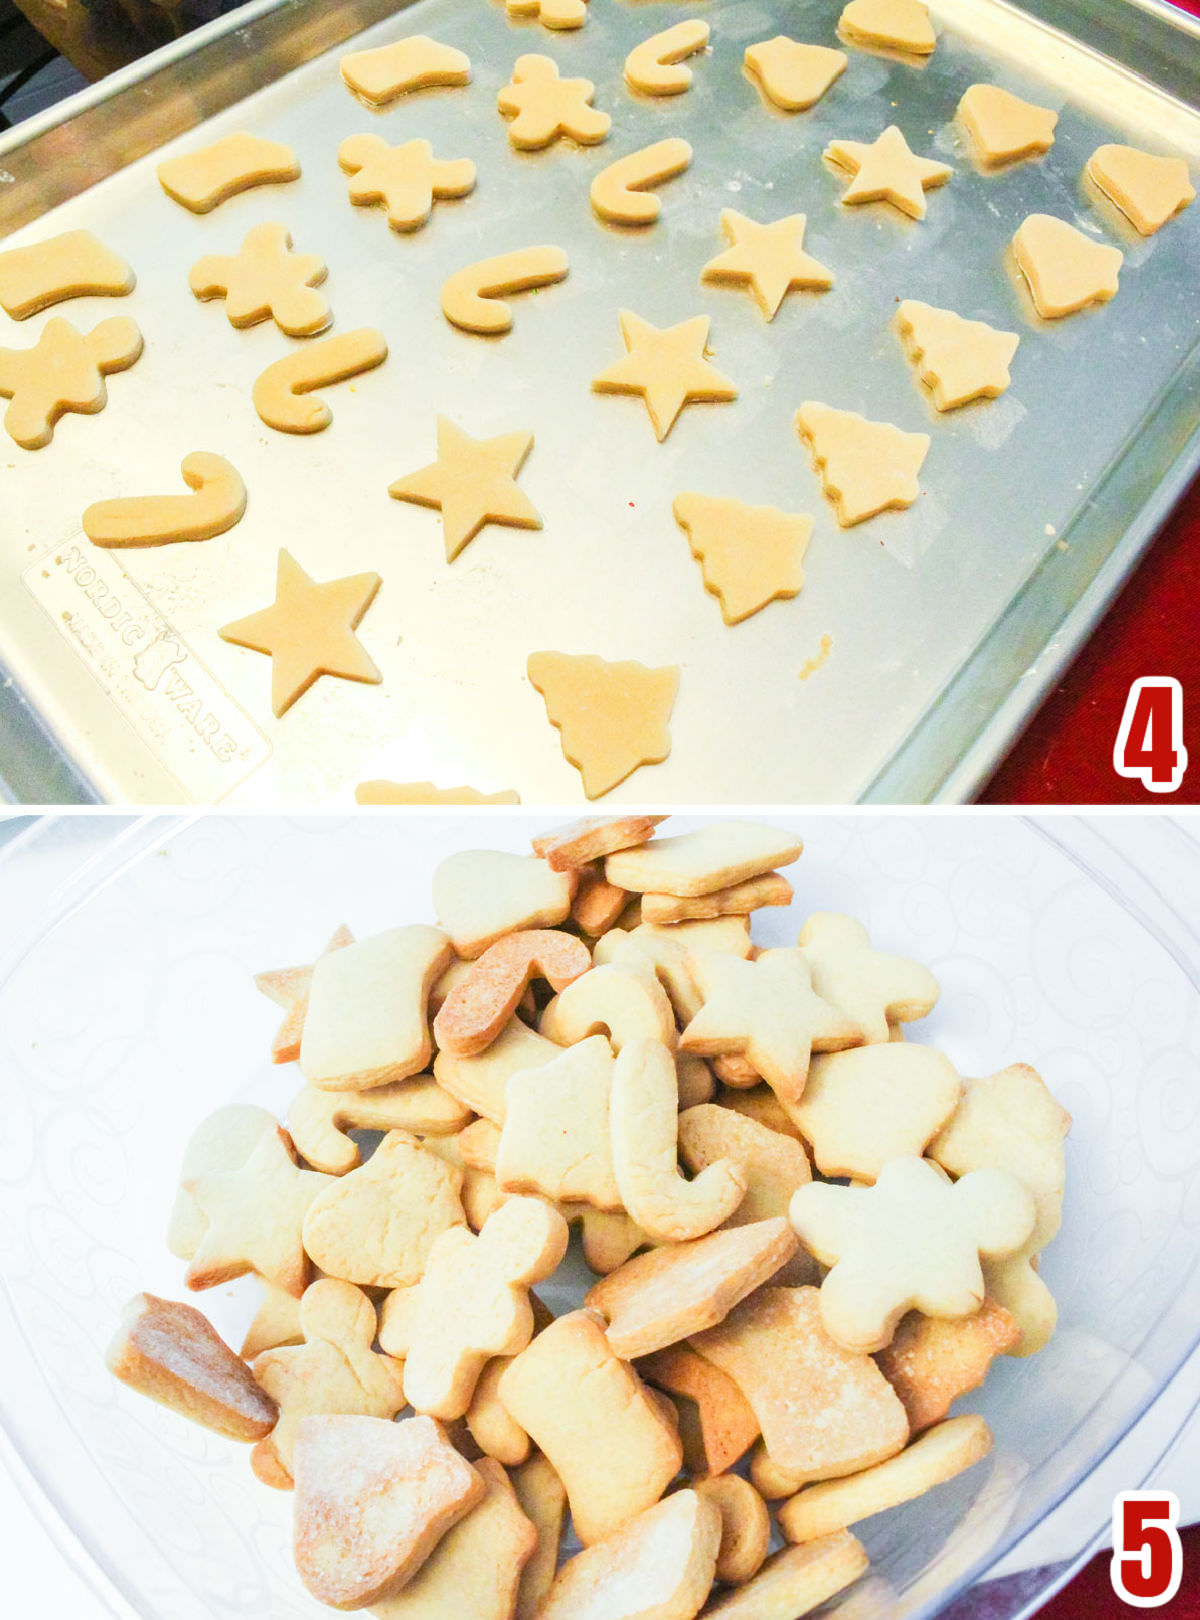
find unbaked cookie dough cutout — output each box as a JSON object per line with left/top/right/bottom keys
{"left": 625, "top": 20, "right": 710, "bottom": 96}
{"left": 340, "top": 35, "right": 471, "bottom": 107}
{"left": 839, "top": 0, "right": 936, "bottom": 57}
{"left": 0, "top": 315, "right": 142, "bottom": 450}
{"left": 895, "top": 301, "right": 1019, "bottom": 411}
{"left": 338, "top": 135, "right": 476, "bottom": 231}
{"left": 0, "top": 229, "right": 134, "bottom": 320}
{"left": 219, "top": 550, "right": 382, "bottom": 717}
{"left": 1085, "top": 144, "right": 1195, "bottom": 235}
{"left": 441, "top": 247, "right": 569, "bottom": 335}
{"left": 498, "top": 55, "right": 611, "bottom": 149}
{"left": 253, "top": 328, "right": 388, "bottom": 433}
{"left": 507, "top": 0, "right": 589, "bottom": 30}
{"left": 82, "top": 452, "right": 247, "bottom": 546}
{"left": 674, "top": 493, "right": 811, "bottom": 624}
{"left": 157, "top": 132, "right": 300, "bottom": 213}
{"left": 357, "top": 782, "right": 521, "bottom": 805}
{"left": 591, "top": 140, "right": 693, "bottom": 226}
{"left": 527, "top": 651, "right": 679, "bottom": 798}
{"left": 744, "top": 39, "right": 847, "bottom": 113}
{"left": 189, "top": 224, "right": 330, "bottom": 337}
{"left": 702, "top": 210, "right": 833, "bottom": 320}
{"left": 593, "top": 311, "right": 737, "bottom": 441}
{"left": 388, "top": 416, "right": 542, "bottom": 561}
{"left": 1011, "top": 214, "right": 1122, "bottom": 318}
{"left": 796, "top": 402, "right": 929, "bottom": 527}
{"left": 958, "top": 85, "right": 1057, "bottom": 168}
{"left": 826, "top": 127, "right": 951, "bottom": 220}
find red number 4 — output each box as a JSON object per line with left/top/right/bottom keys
{"left": 1111, "top": 1491, "right": 1183, "bottom": 1607}
{"left": 1113, "top": 678, "right": 1189, "bottom": 793}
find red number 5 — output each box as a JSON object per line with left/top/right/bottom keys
{"left": 1113, "top": 678, "right": 1188, "bottom": 793}
{"left": 1111, "top": 1491, "right": 1183, "bottom": 1607}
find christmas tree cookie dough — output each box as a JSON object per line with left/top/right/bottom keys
{"left": 625, "top": 20, "right": 710, "bottom": 96}
{"left": 498, "top": 55, "right": 611, "bottom": 149}
{"left": 1086, "top": 144, "right": 1195, "bottom": 235}
{"left": 702, "top": 211, "right": 833, "bottom": 320}
{"left": 527, "top": 651, "right": 679, "bottom": 798}
{"left": 958, "top": 85, "right": 1057, "bottom": 167}
{"left": 189, "top": 224, "right": 330, "bottom": 337}
{"left": 744, "top": 39, "right": 847, "bottom": 112}
{"left": 839, "top": 0, "right": 936, "bottom": 56}
{"left": 388, "top": 417, "right": 542, "bottom": 561}
{"left": 157, "top": 132, "right": 299, "bottom": 213}
{"left": 895, "top": 301, "right": 1019, "bottom": 410}
{"left": 338, "top": 135, "right": 476, "bottom": 231}
{"left": 219, "top": 550, "right": 382, "bottom": 717}
{"left": 593, "top": 311, "right": 737, "bottom": 441}
{"left": 1012, "top": 215, "right": 1122, "bottom": 317}
{"left": 356, "top": 782, "right": 521, "bottom": 805}
{"left": 340, "top": 35, "right": 471, "bottom": 107}
{"left": 826, "top": 127, "right": 951, "bottom": 220}
{"left": 0, "top": 229, "right": 134, "bottom": 320}
{"left": 795, "top": 403, "right": 929, "bottom": 527}
{"left": 590, "top": 140, "right": 692, "bottom": 225}
{"left": 441, "top": 248, "right": 569, "bottom": 335}
{"left": 0, "top": 315, "right": 142, "bottom": 450}
{"left": 674, "top": 493, "right": 811, "bottom": 624}
{"left": 82, "top": 452, "right": 247, "bottom": 546}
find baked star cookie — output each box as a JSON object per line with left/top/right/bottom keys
{"left": 958, "top": 85, "right": 1057, "bottom": 167}
{"left": 389, "top": 417, "right": 541, "bottom": 561}
{"left": 701, "top": 211, "right": 833, "bottom": 321}
{"left": 498, "top": 54, "right": 611, "bottom": 149}
{"left": 826, "top": 127, "right": 951, "bottom": 219}
{"left": 895, "top": 301, "right": 1019, "bottom": 411}
{"left": 338, "top": 134, "right": 476, "bottom": 231}
{"left": 527, "top": 650, "right": 679, "bottom": 798}
{"left": 0, "top": 315, "right": 142, "bottom": 450}
{"left": 795, "top": 402, "right": 929, "bottom": 527}
{"left": 340, "top": 35, "right": 471, "bottom": 107}
{"left": 1011, "top": 214, "right": 1123, "bottom": 318}
{"left": 674, "top": 492, "right": 811, "bottom": 624}
{"left": 789, "top": 1155, "right": 1037, "bottom": 1353}
{"left": 593, "top": 311, "right": 738, "bottom": 441}
{"left": 189, "top": 224, "right": 330, "bottom": 336}
{"left": 219, "top": 550, "right": 382, "bottom": 717}
{"left": 1086, "top": 144, "right": 1195, "bottom": 235}
{"left": 745, "top": 38, "right": 847, "bottom": 112}
{"left": 839, "top": 0, "right": 936, "bottom": 56}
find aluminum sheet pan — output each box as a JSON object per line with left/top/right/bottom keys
{"left": 1, "top": 0, "right": 1199, "bottom": 804}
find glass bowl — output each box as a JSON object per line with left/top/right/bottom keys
{"left": 0, "top": 811, "right": 1198, "bottom": 1620}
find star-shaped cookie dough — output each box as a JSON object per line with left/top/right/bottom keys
{"left": 527, "top": 650, "right": 679, "bottom": 798}
{"left": 825, "top": 126, "right": 951, "bottom": 220}
{"left": 701, "top": 210, "right": 833, "bottom": 321}
{"left": 388, "top": 417, "right": 542, "bottom": 561}
{"left": 255, "top": 924, "right": 354, "bottom": 1064}
{"left": 795, "top": 402, "right": 929, "bottom": 527}
{"left": 592, "top": 311, "right": 737, "bottom": 441}
{"left": 186, "top": 1124, "right": 331, "bottom": 1295}
{"left": 680, "top": 948, "right": 861, "bottom": 1104}
{"left": 497, "top": 54, "right": 611, "bottom": 149}
{"left": 895, "top": 301, "right": 1019, "bottom": 412}
{"left": 219, "top": 550, "right": 382, "bottom": 717}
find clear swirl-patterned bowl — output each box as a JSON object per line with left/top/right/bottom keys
{"left": 0, "top": 813, "right": 1197, "bottom": 1620}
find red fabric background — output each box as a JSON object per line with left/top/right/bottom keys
{"left": 1043, "top": 1525, "right": 1200, "bottom": 1620}
{"left": 979, "top": 0, "right": 1200, "bottom": 804}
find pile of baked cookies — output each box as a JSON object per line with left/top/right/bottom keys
{"left": 107, "top": 815, "right": 1071, "bottom": 1618}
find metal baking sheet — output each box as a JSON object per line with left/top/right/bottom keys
{"left": 2, "top": 0, "right": 1199, "bottom": 805}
